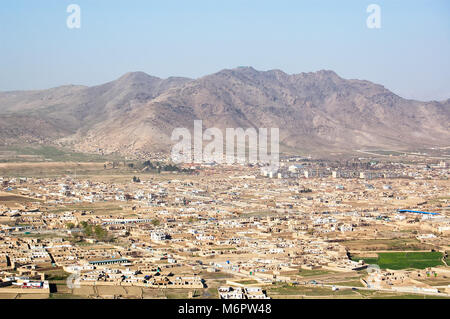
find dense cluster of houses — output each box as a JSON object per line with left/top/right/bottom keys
{"left": 0, "top": 158, "right": 448, "bottom": 296}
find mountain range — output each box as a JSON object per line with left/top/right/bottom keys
{"left": 0, "top": 67, "right": 449, "bottom": 157}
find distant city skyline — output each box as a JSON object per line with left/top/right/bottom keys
{"left": 0, "top": 0, "right": 449, "bottom": 101}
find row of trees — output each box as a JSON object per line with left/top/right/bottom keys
{"left": 66, "top": 221, "right": 112, "bottom": 242}
{"left": 80, "top": 221, "right": 110, "bottom": 241}
{"left": 143, "top": 160, "right": 181, "bottom": 172}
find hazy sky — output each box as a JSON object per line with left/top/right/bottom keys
{"left": 1, "top": 0, "right": 449, "bottom": 101}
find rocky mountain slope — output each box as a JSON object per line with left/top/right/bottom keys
{"left": 0, "top": 67, "right": 448, "bottom": 156}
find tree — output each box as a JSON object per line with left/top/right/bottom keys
{"left": 162, "top": 164, "right": 179, "bottom": 172}
{"left": 94, "top": 225, "right": 108, "bottom": 240}
{"left": 143, "top": 160, "right": 154, "bottom": 168}
{"left": 83, "top": 224, "right": 93, "bottom": 236}
{"left": 66, "top": 222, "right": 75, "bottom": 229}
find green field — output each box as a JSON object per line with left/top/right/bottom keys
{"left": 351, "top": 252, "right": 444, "bottom": 270}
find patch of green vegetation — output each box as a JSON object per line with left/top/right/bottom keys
{"left": 151, "top": 219, "right": 160, "bottom": 226}
{"left": 351, "top": 252, "right": 444, "bottom": 270}
{"left": 80, "top": 221, "right": 112, "bottom": 242}
{"left": 65, "top": 222, "right": 75, "bottom": 229}
{"left": 141, "top": 160, "right": 190, "bottom": 173}
{"left": 44, "top": 269, "right": 71, "bottom": 281}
